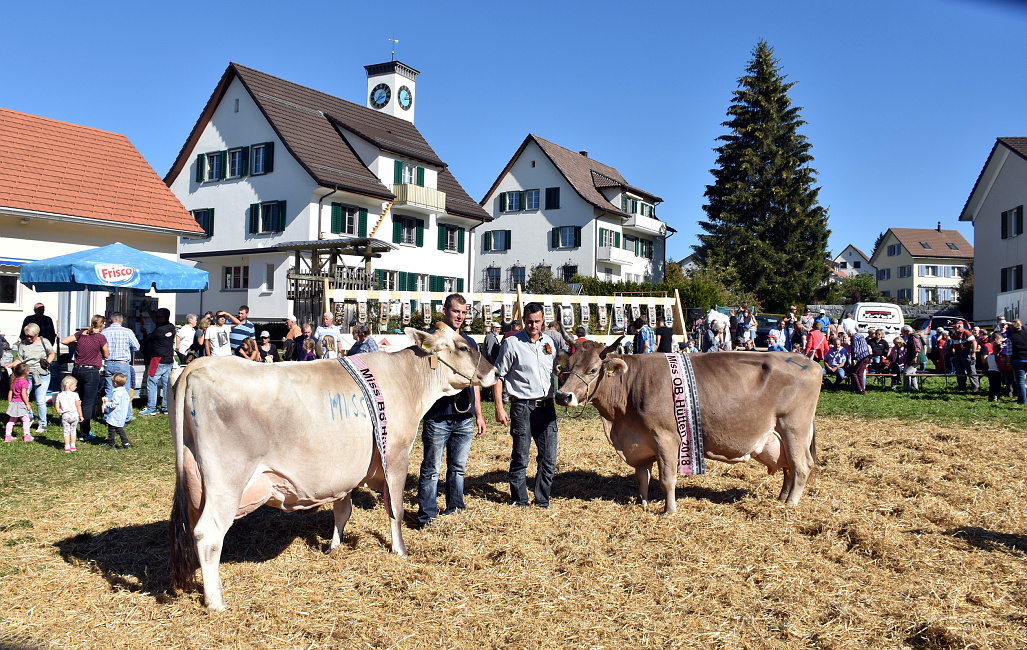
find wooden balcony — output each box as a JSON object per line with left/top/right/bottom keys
{"left": 391, "top": 183, "right": 447, "bottom": 214}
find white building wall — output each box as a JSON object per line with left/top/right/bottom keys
{"left": 969, "top": 153, "right": 1027, "bottom": 323}
{"left": 0, "top": 213, "right": 180, "bottom": 336}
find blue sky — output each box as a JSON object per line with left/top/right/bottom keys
{"left": 5, "top": 0, "right": 1025, "bottom": 264}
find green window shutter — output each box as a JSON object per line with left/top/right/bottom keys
{"left": 457, "top": 228, "right": 465, "bottom": 253}
{"left": 520, "top": 191, "right": 527, "bottom": 210}
{"left": 1018, "top": 206, "right": 1025, "bottom": 235}
{"left": 631, "top": 199, "right": 638, "bottom": 214}
{"left": 499, "top": 192, "right": 506, "bottom": 212}
{"left": 416, "top": 166, "right": 424, "bottom": 187}
{"left": 358, "top": 209, "right": 367, "bottom": 237}
{"left": 240, "top": 146, "right": 249, "bottom": 176}
{"left": 438, "top": 224, "right": 447, "bottom": 250}
{"left": 621, "top": 195, "right": 628, "bottom": 212}
{"left": 599, "top": 227, "right": 606, "bottom": 246}
{"left": 331, "top": 203, "right": 342, "bottom": 234}
{"left": 276, "top": 201, "right": 287, "bottom": 232}
{"left": 504, "top": 230, "right": 511, "bottom": 250}
{"left": 218, "top": 151, "right": 227, "bottom": 180}
{"left": 415, "top": 219, "right": 424, "bottom": 247}
{"left": 398, "top": 271, "right": 407, "bottom": 290}
{"left": 457, "top": 278, "right": 464, "bottom": 292}
{"left": 408, "top": 272, "right": 418, "bottom": 291}
{"left": 394, "top": 160, "right": 403, "bottom": 184}
{"left": 206, "top": 208, "right": 215, "bottom": 237}
{"left": 551, "top": 227, "right": 560, "bottom": 248}
{"left": 429, "top": 275, "right": 438, "bottom": 292}
{"left": 195, "top": 154, "right": 205, "bottom": 183}
{"left": 574, "top": 226, "right": 581, "bottom": 248}
{"left": 393, "top": 218, "right": 402, "bottom": 243}
{"left": 635, "top": 238, "right": 641, "bottom": 256}
{"left": 264, "top": 142, "right": 274, "bottom": 172}
{"left": 615, "top": 232, "right": 620, "bottom": 248}
{"left": 483, "top": 231, "right": 492, "bottom": 252}
{"left": 375, "top": 269, "right": 384, "bottom": 288}
{"left": 248, "top": 204, "right": 260, "bottom": 234}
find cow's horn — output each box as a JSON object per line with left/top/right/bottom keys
{"left": 599, "top": 335, "right": 625, "bottom": 359}
{"left": 554, "top": 306, "right": 575, "bottom": 347}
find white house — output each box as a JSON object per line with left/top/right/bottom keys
{"left": 868, "top": 226, "right": 972, "bottom": 304}
{"left": 0, "top": 108, "right": 203, "bottom": 339}
{"left": 833, "top": 244, "right": 874, "bottom": 278}
{"left": 474, "top": 135, "right": 669, "bottom": 291}
{"left": 165, "top": 61, "right": 490, "bottom": 322}
{"left": 959, "top": 137, "right": 1027, "bottom": 324}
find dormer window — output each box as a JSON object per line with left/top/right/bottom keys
{"left": 920, "top": 241, "right": 932, "bottom": 249}
{"left": 946, "top": 243, "right": 958, "bottom": 250}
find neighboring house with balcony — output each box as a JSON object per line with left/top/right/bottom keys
{"left": 165, "top": 61, "right": 490, "bottom": 321}
{"left": 474, "top": 134, "right": 669, "bottom": 291}
{"left": 959, "top": 137, "right": 1027, "bottom": 324}
{"left": 0, "top": 108, "right": 203, "bottom": 337}
{"left": 868, "top": 226, "right": 972, "bottom": 304}
{"left": 833, "top": 244, "right": 874, "bottom": 278}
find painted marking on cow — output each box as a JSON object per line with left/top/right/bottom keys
{"left": 329, "top": 392, "right": 368, "bottom": 420}
{"left": 785, "top": 357, "right": 810, "bottom": 371}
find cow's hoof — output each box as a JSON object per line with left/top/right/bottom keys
{"left": 206, "top": 602, "right": 227, "bottom": 613}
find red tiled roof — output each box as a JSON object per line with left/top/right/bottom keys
{"left": 0, "top": 108, "right": 202, "bottom": 234}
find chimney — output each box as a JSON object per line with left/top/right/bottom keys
{"left": 579, "top": 150, "right": 588, "bottom": 157}
{"left": 937, "top": 221, "right": 942, "bottom": 233}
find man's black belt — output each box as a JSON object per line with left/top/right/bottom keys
{"left": 511, "top": 397, "right": 553, "bottom": 408}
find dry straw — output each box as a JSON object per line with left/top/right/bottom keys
{"left": 1, "top": 413, "right": 1026, "bottom": 649}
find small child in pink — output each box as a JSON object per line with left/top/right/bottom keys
{"left": 55, "top": 375, "right": 83, "bottom": 452}
{"left": 5, "top": 362, "right": 33, "bottom": 442}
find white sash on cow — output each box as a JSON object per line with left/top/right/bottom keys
{"left": 338, "top": 355, "right": 393, "bottom": 516}
{"left": 664, "top": 352, "right": 705, "bottom": 476}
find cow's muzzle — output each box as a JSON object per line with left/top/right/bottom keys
{"left": 554, "top": 391, "right": 578, "bottom": 407}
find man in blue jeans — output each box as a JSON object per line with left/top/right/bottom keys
{"left": 101, "top": 312, "right": 139, "bottom": 405}
{"left": 139, "top": 308, "right": 177, "bottom": 416}
{"left": 415, "top": 293, "right": 486, "bottom": 529}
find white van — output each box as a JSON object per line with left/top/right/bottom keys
{"left": 840, "top": 302, "right": 905, "bottom": 337}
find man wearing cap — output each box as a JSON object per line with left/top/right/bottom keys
{"left": 483, "top": 322, "right": 502, "bottom": 364}
{"left": 416, "top": 293, "right": 486, "bottom": 528}
{"left": 492, "top": 302, "right": 560, "bottom": 508}
{"left": 284, "top": 314, "right": 301, "bottom": 341}
{"left": 815, "top": 309, "right": 830, "bottom": 331}
{"left": 948, "top": 321, "right": 980, "bottom": 391}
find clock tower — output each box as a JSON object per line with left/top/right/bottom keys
{"left": 365, "top": 61, "right": 419, "bottom": 124}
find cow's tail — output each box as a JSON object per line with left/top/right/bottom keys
{"left": 808, "top": 421, "right": 818, "bottom": 474}
{"left": 168, "top": 365, "right": 198, "bottom": 592}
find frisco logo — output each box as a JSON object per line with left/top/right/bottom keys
{"left": 94, "top": 263, "right": 137, "bottom": 285}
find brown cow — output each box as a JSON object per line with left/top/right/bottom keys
{"left": 554, "top": 339, "right": 820, "bottom": 512}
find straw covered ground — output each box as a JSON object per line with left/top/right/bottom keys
{"left": 2, "top": 406, "right": 1026, "bottom": 649}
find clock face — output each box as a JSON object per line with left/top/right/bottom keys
{"left": 398, "top": 86, "right": 413, "bottom": 110}
{"left": 370, "top": 83, "right": 391, "bottom": 109}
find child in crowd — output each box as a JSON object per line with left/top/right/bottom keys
{"left": 300, "top": 338, "right": 318, "bottom": 361}
{"left": 56, "top": 375, "right": 83, "bottom": 452}
{"left": 5, "top": 362, "right": 33, "bottom": 442}
{"left": 321, "top": 335, "right": 337, "bottom": 359}
{"left": 102, "top": 372, "right": 131, "bottom": 450}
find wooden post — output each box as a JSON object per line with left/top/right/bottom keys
{"left": 672, "top": 288, "right": 688, "bottom": 337}
{"left": 514, "top": 284, "right": 523, "bottom": 322}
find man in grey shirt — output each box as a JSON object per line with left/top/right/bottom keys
{"left": 493, "top": 302, "right": 560, "bottom": 508}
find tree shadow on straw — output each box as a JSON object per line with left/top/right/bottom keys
{"left": 944, "top": 526, "right": 1027, "bottom": 554}
{"left": 53, "top": 501, "right": 388, "bottom": 601}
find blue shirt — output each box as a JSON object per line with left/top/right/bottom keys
{"left": 101, "top": 323, "right": 140, "bottom": 362}
{"left": 229, "top": 320, "right": 255, "bottom": 353}
{"left": 634, "top": 325, "right": 656, "bottom": 353}
{"left": 348, "top": 337, "right": 379, "bottom": 356}
{"left": 104, "top": 386, "right": 131, "bottom": 426}
{"left": 825, "top": 347, "right": 848, "bottom": 369}
{"left": 424, "top": 331, "right": 479, "bottom": 421}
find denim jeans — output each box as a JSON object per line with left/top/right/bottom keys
{"left": 147, "top": 362, "right": 172, "bottom": 411}
{"left": 416, "top": 417, "right": 475, "bottom": 525}
{"left": 1012, "top": 359, "right": 1027, "bottom": 404}
{"left": 29, "top": 375, "right": 50, "bottom": 428}
{"left": 822, "top": 366, "right": 846, "bottom": 388}
{"left": 72, "top": 365, "right": 101, "bottom": 438}
{"left": 509, "top": 400, "right": 558, "bottom": 507}
{"left": 104, "top": 360, "right": 131, "bottom": 402}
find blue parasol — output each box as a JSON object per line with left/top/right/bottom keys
{"left": 18, "top": 242, "right": 208, "bottom": 293}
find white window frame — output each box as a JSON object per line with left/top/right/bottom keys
{"left": 510, "top": 266, "right": 525, "bottom": 289}
{"left": 402, "top": 163, "right": 416, "bottom": 185}
{"left": 526, "top": 189, "right": 540, "bottom": 211}
{"left": 0, "top": 271, "right": 21, "bottom": 310}
{"left": 227, "top": 148, "right": 244, "bottom": 178}
{"left": 485, "top": 267, "right": 501, "bottom": 292}
{"left": 506, "top": 191, "right": 521, "bottom": 212}
{"left": 397, "top": 216, "right": 417, "bottom": 245}
{"left": 558, "top": 226, "right": 576, "bottom": 249}
{"left": 224, "top": 265, "right": 249, "bottom": 291}
{"left": 251, "top": 144, "right": 267, "bottom": 175}
{"left": 445, "top": 226, "right": 459, "bottom": 252}
{"left": 413, "top": 273, "right": 429, "bottom": 292}
{"left": 491, "top": 230, "right": 509, "bottom": 251}
{"left": 205, "top": 152, "right": 222, "bottom": 182}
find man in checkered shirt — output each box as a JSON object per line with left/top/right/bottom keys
{"left": 101, "top": 312, "right": 140, "bottom": 403}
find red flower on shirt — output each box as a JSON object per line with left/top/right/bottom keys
{"left": 543, "top": 343, "right": 553, "bottom": 355}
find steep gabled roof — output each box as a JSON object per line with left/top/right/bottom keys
{"left": 479, "top": 134, "right": 662, "bottom": 216}
{"left": 959, "top": 137, "right": 1027, "bottom": 222}
{"left": 0, "top": 108, "right": 202, "bottom": 234}
{"left": 870, "top": 228, "right": 973, "bottom": 264}
{"left": 164, "top": 63, "right": 489, "bottom": 221}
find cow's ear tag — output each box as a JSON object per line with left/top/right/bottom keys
{"left": 429, "top": 354, "right": 438, "bottom": 370}
{"left": 606, "top": 368, "right": 615, "bottom": 375}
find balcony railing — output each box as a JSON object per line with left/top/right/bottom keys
{"left": 597, "top": 246, "right": 636, "bottom": 266}
{"left": 623, "top": 213, "right": 666, "bottom": 236}
{"left": 391, "top": 183, "right": 447, "bottom": 213}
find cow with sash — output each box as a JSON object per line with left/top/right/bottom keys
{"left": 168, "top": 323, "right": 496, "bottom": 611}
{"left": 553, "top": 335, "right": 821, "bottom": 513}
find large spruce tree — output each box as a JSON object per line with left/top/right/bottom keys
{"left": 695, "top": 40, "right": 830, "bottom": 311}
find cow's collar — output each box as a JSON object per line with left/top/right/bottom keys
{"left": 562, "top": 365, "right": 604, "bottom": 418}
{"left": 426, "top": 344, "right": 483, "bottom": 409}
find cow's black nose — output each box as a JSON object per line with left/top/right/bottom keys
{"left": 555, "top": 392, "right": 570, "bottom": 405}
